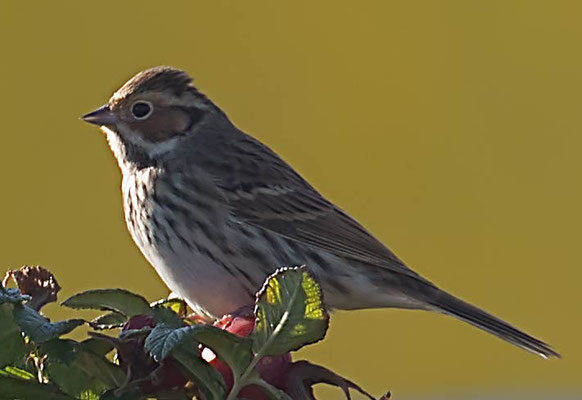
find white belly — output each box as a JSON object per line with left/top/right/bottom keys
{"left": 138, "top": 238, "right": 253, "bottom": 319}
{"left": 122, "top": 168, "right": 260, "bottom": 318}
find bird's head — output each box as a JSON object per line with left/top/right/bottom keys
{"left": 82, "top": 66, "right": 220, "bottom": 168}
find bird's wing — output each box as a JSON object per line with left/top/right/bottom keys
{"left": 195, "top": 129, "right": 425, "bottom": 281}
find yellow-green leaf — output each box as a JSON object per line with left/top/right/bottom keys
{"left": 252, "top": 266, "right": 329, "bottom": 356}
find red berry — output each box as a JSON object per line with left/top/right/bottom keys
{"left": 207, "top": 357, "right": 234, "bottom": 390}
{"left": 122, "top": 314, "right": 155, "bottom": 331}
{"left": 121, "top": 314, "right": 189, "bottom": 393}
{"left": 157, "top": 358, "right": 188, "bottom": 390}
{"left": 239, "top": 385, "right": 269, "bottom": 400}
{"left": 204, "top": 314, "right": 292, "bottom": 399}
{"left": 255, "top": 353, "right": 292, "bottom": 387}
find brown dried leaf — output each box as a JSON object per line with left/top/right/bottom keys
{"left": 5, "top": 266, "right": 61, "bottom": 311}
{"left": 284, "top": 360, "right": 381, "bottom": 400}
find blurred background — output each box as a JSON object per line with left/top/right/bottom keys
{"left": 0, "top": 1, "right": 580, "bottom": 399}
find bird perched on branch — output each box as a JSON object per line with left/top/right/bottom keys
{"left": 83, "top": 66, "right": 558, "bottom": 358}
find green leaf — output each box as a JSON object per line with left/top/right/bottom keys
{"left": 0, "top": 376, "right": 73, "bottom": 400}
{"left": 144, "top": 320, "right": 228, "bottom": 400}
{"left": 39, "top": 338, "right": 77, "bottom": 362}
{"left": 152, "top": 304, "right": 185, "bottom": 328}
{"left": 145, "top": 322, "right": 253, "bottom": 400}
{"left": 150, "top": 297, "right": 187, "bottom": 317}
{"left": 143, "top": 307, "right": 189, "bottom": 360}
{"left": 0, "top": 287, "right": 30, "bottom": 305}
{"left": 62, "top": 289, "right": 151, "bottom": 317}
{"left": 79, "top": 337, "right": 115, "bottom": 357}
{"left": 190, "top": 324, "right": 253, "bottom": 377}
{"left": 45, "top": 363, "right": 102, "bottom": 400}
{"left": 145, "top": 324, "right": 191, "bottom": 361}
{"left": 145, "top": 319, "right": 253, "bottom": 373}
{"left": 89, "top": 311, "right": 127, "bottom": 329}
{"left": 252, "top": 266, "right": 329, "bottom": 356}
{"left": 248, "top": 376, "right": 293, "bottom": 400}
{"left": 171, "top": 343, "right": 227, "bottom": 400}
{"left": 41, "top": 339, "right": 126, "bottom": 399}
{"left": 0, "top": 304, "right": 26, "bottom": 367}
{"left": 0, "top": 366, "right": 35, "bottom": 380}
{"left": 78, "top": 391, "right": 100, "bottom": 400}
{"left": 13, "top": 304, "right": 83, "bottom": 343}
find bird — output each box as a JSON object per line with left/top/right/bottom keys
{"left": 82, "top": 66, "right": 559, "bottom": 358}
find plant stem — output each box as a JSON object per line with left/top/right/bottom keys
{"left": 227, "top": 279, "right": 300, "bottom": 400}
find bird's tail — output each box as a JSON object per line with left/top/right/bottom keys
{"left": 423, "top": 289, "right": 560, "bottom": 358}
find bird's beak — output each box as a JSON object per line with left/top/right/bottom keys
{"left": 81, "top": 105, "right": 117, "bottom": 126}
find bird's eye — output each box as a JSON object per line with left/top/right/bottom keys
{"left": 131, "top": 101, "right": 153, "bottom": 120}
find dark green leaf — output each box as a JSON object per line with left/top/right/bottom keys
{"left": 172, "top": 343, "right": 227, "bottom": 400}
{"left": 62, "top": 289, "right": 150, "bottom": 317}
{"left": 45, "top": 366, "right": 101, "bottom": 400}
{"left": 144, "top": 320, "right": 252, "bottom": 370}
{"left": 13, "top": 304, "right": 83, "bottom": 342}
{"left": 146, "top": 322, "right": 251, "bottom": 396}
{"left": 99, "top": 389, "right": 141, "bottom": 400}
{"left": 144, "top": 307, "right": 189, "bottom": 360}
{"left": 145, "top": 324, "right": 192, "bottom": 361}
{"left": 79, "top": 337, "right": 115, "bottom": 357}
{"left": 40, "top": 339, "right": 77, "bottom": 362}
{"left": 45, "top": 361, "right": 102, "bottom": 400}
{"left": 248, "top": 376, "right": 293, "bottom": 400}
{"left": 152, "top": 305, "right": 185, "bottom": 328}
{"left": 41, "top": 339, "right": 126, "bottom": 399}
{"left": 253, "top": 267, "right": 329, "bottom": 356}
{"left": 0, "top": 304, "right": 26, "bottom": 367}
{"left": 191, "top": 324, "right": 253, "bottom": 377}
{"left": 0, "top": 376, "right": 73, "bottom": 400}
{"left": 90, "top": 311, "right": 127, "bottom": 329}
{"left": 0, "top": 287, "right": 30, "bottom": 305}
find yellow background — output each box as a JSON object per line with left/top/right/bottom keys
{"left": 1, "top": 1, "right": 580, "bottom": 398}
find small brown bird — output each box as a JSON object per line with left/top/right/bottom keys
{"left": 83, "top": 66, "right": 558, "bottom": 358}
